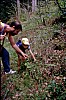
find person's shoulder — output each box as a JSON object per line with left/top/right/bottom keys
{"left": 18, "top": 39, "right": 21, "bottom": 43}
{"left": 0, "top": 21, "right": 9, "bottom": 27}
{"left": 16, "top": 39, "right": 22, "bottom": 45}
{"left": 28, "top": 45, "right": 30, "bottom": 50}
{"left": 0, "top": 22, "right": 4, "bottom": 27}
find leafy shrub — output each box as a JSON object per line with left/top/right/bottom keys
{"left": 46, "top": 80, "right": 66, "bottom": 100}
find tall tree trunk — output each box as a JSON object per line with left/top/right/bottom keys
{"left": 17, "top": 0, "right": 21, "bottom": 20}
{"left": 32, "top": 0, "right": 37, "bottom": 12}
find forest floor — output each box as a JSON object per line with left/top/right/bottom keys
{"left": 1, "top": 20, "right": 66, "bottom": 100}
{"left": 1, "top": 1, "right": 66, "bottom": 100}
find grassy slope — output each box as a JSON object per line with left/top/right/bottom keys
{"left": 1, "top": 1, "right": 66, "bottom": 100}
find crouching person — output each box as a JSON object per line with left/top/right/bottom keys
{"left": 16, "top": 38, "right": 36, "bottom": 72}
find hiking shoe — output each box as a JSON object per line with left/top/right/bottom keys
{"left": 5, "top": 69, "right": 16, "bottom": 74}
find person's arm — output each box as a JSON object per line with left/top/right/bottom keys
{"left": 8, "top": 35, "right": 28, "bottom": 59}
{"left": 29, "top": 49, "right": 36, "bottom": 61}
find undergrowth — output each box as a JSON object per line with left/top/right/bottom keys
{"left": 1, "top": 0, "right": 66, "bottom": 100}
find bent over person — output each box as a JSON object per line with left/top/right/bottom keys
{"left": 16, "top": 38, "right": 36, "bottom": 72}
{"left": 0, "top": 21, "right": 28, "bottom": 74}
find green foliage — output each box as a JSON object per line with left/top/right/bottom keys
{"left": 0, "top": 0, "right": 16, "bottom": 22}
{"left": 46, "top": 80, "right": 66, "bottom": 100}
{"left": 57, "top": 0, "right": 66, "bottom": 8}
{"left": 56, "top": 0, "right": 66, "bottom": 15}
{"left": 1, "top": 1, "right": 66, "bottom": 100}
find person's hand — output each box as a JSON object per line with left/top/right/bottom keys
{"left": 34, "top": 58, "right": 36, "bottom": 62}
{"left": 24, "top": 54, "right": 28, "bottom": 59}
{"left": 0, "top": 33, "right": 6, "bottom": 40}
{"left": 22, "top": 52, "right": 28, "bottom": 59}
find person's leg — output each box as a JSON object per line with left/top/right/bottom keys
{"left": 21, "top": 56, "right": 27, "bottom": 71}
{"left": 18, "top": 55, "right": 26, "bottom": 72}
{"left": 18, "top": 55, "right": 21, "bottom": 72}
{"left": 2, "top": 47, "right": 10, "bottom": 72}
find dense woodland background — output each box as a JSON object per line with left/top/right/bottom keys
{"left": 0, "top": 0, "right": 66, "bottom": 22}
{"left": 0, "top": 0, "right": 66, "bottom": 100}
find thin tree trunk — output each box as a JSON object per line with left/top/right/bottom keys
{"left": 17, "top": 0, "right": 21, "bottom": 20}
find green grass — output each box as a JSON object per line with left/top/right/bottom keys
{"left": 1, "top": 0, "right": 66, "bottom": 100}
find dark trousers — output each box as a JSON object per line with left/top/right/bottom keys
{"left": 0, "top": 47, "right": 10, "bottom": 72}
